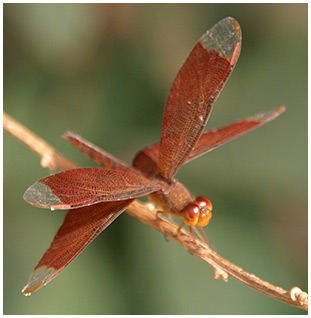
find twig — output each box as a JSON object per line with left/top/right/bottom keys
{"left": 127, "top": 201, "right": 308, "bottom": 310}
{"left": 3, "top": 112, "right": 77, "bottom": 172}
{"left": 3, "top": 111, "right": 308, "bottom": 311}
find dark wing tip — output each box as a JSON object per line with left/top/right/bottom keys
{"left": 23, "top": 181, "right": 69, "bottom": 210}
{"left": 200, "top": 17, "right": 241, "bottom": 64}
{"left": 22, "top": 266, "right": 57, "bottom": 296}
{"left": 249, "top": 106, "right": 286, "bottom": 123}
{"left": 62, "top": 130, "right": 77, "bottom": 140}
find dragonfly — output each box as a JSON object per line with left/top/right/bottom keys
{"left": 22, "top": 17, "right": 285, "bottom": 295}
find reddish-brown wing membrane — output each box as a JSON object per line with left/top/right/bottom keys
{"left": 22, "top": 200, "right": 133, "bottom": 295}
{"left": 186, "top": 106, "right": 286, "bottom": 162}
{"left": 64, "top": 131, "right": 132, "bottom": 172}
{"left": 157, "top": 17, "right": 241, "bottom": 181}
{"left": 23, "top": 168, "right": 162, "bottom": 209}
{"left": 133, "top": 107, "right": 285, "bottom": 175}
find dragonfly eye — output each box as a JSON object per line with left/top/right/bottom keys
{"left": 195, "top": 196, "right": 213, "bottom": 211}
{"left": 183, "top": 203, "right": 200, "bottom": 226}
{"left": 194, "top": 196, "right": 213, "bottom": 227}
{"left": 197, "top": 207, "right": 212, "bottom": 227}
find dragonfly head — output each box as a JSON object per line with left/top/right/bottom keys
{"left": 183, "top": 196, "right": 213, "bottom": 227}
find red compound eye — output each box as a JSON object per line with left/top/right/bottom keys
{"left": 195, "top": 196, "right": 213, "bottom": 211}
{"left": 184, "top": 203, "right": 200, "bottom": 226}
{"left": 194, "top": 196, "right": 213, "bottom": 228}
{"left": 197, "top": 208, "right": 212, "bottom": 227}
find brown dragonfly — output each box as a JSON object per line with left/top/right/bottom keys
{"left": 22, "top": 17, "right": 285, "bottom": 295}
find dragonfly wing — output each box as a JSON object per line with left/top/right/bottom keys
{"left": 22, "top": 200, "right": 133, "bottom": 295}
{"left": 186, "top": 106, "right": 286, "bottom": 163}
{"left": 132, "top": 144, "right": 160, "bottom": 177}
{"left": 133, "top": 107, "right": 285, "bottom": 172}
{"left": 24, "top": 168, "right": 162, "bottom": 209}
{"left": 64, "top": 131, "right": 132, "bottom": 172}
{"left": 157, "top": 17, "right": 241, "bottom": 180}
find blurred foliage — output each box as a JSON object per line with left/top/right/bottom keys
{"left": 4, "top": 3, "right": 307, "bottom": 315}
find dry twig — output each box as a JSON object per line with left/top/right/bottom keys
{"left": 3, "top": 111, "right": 308, "bottom": 311}
{"left": 3, "top": 112, "right": 77, "bottom": 172}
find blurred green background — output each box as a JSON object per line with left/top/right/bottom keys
{"left": 4, "top": 3, "right": 307, "bottom": 315}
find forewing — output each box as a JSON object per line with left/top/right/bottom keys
{"left": 133, "top": 107, "right": 285, "bottom": 173}
{"left": 157, "top": 17, "right": 241, "bottom": 180}
{"left": 23, "top": 167, "right": 161, "bottom": 209}
{"left": 22, "top": 200, "right": 132, "bottom": 295}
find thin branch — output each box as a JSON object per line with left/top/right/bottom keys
{"left": 4, "top": 111, "right": 308, "bottom": 311}
{"left": 3, "top": 112, "right": 77, "bottom": 172}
